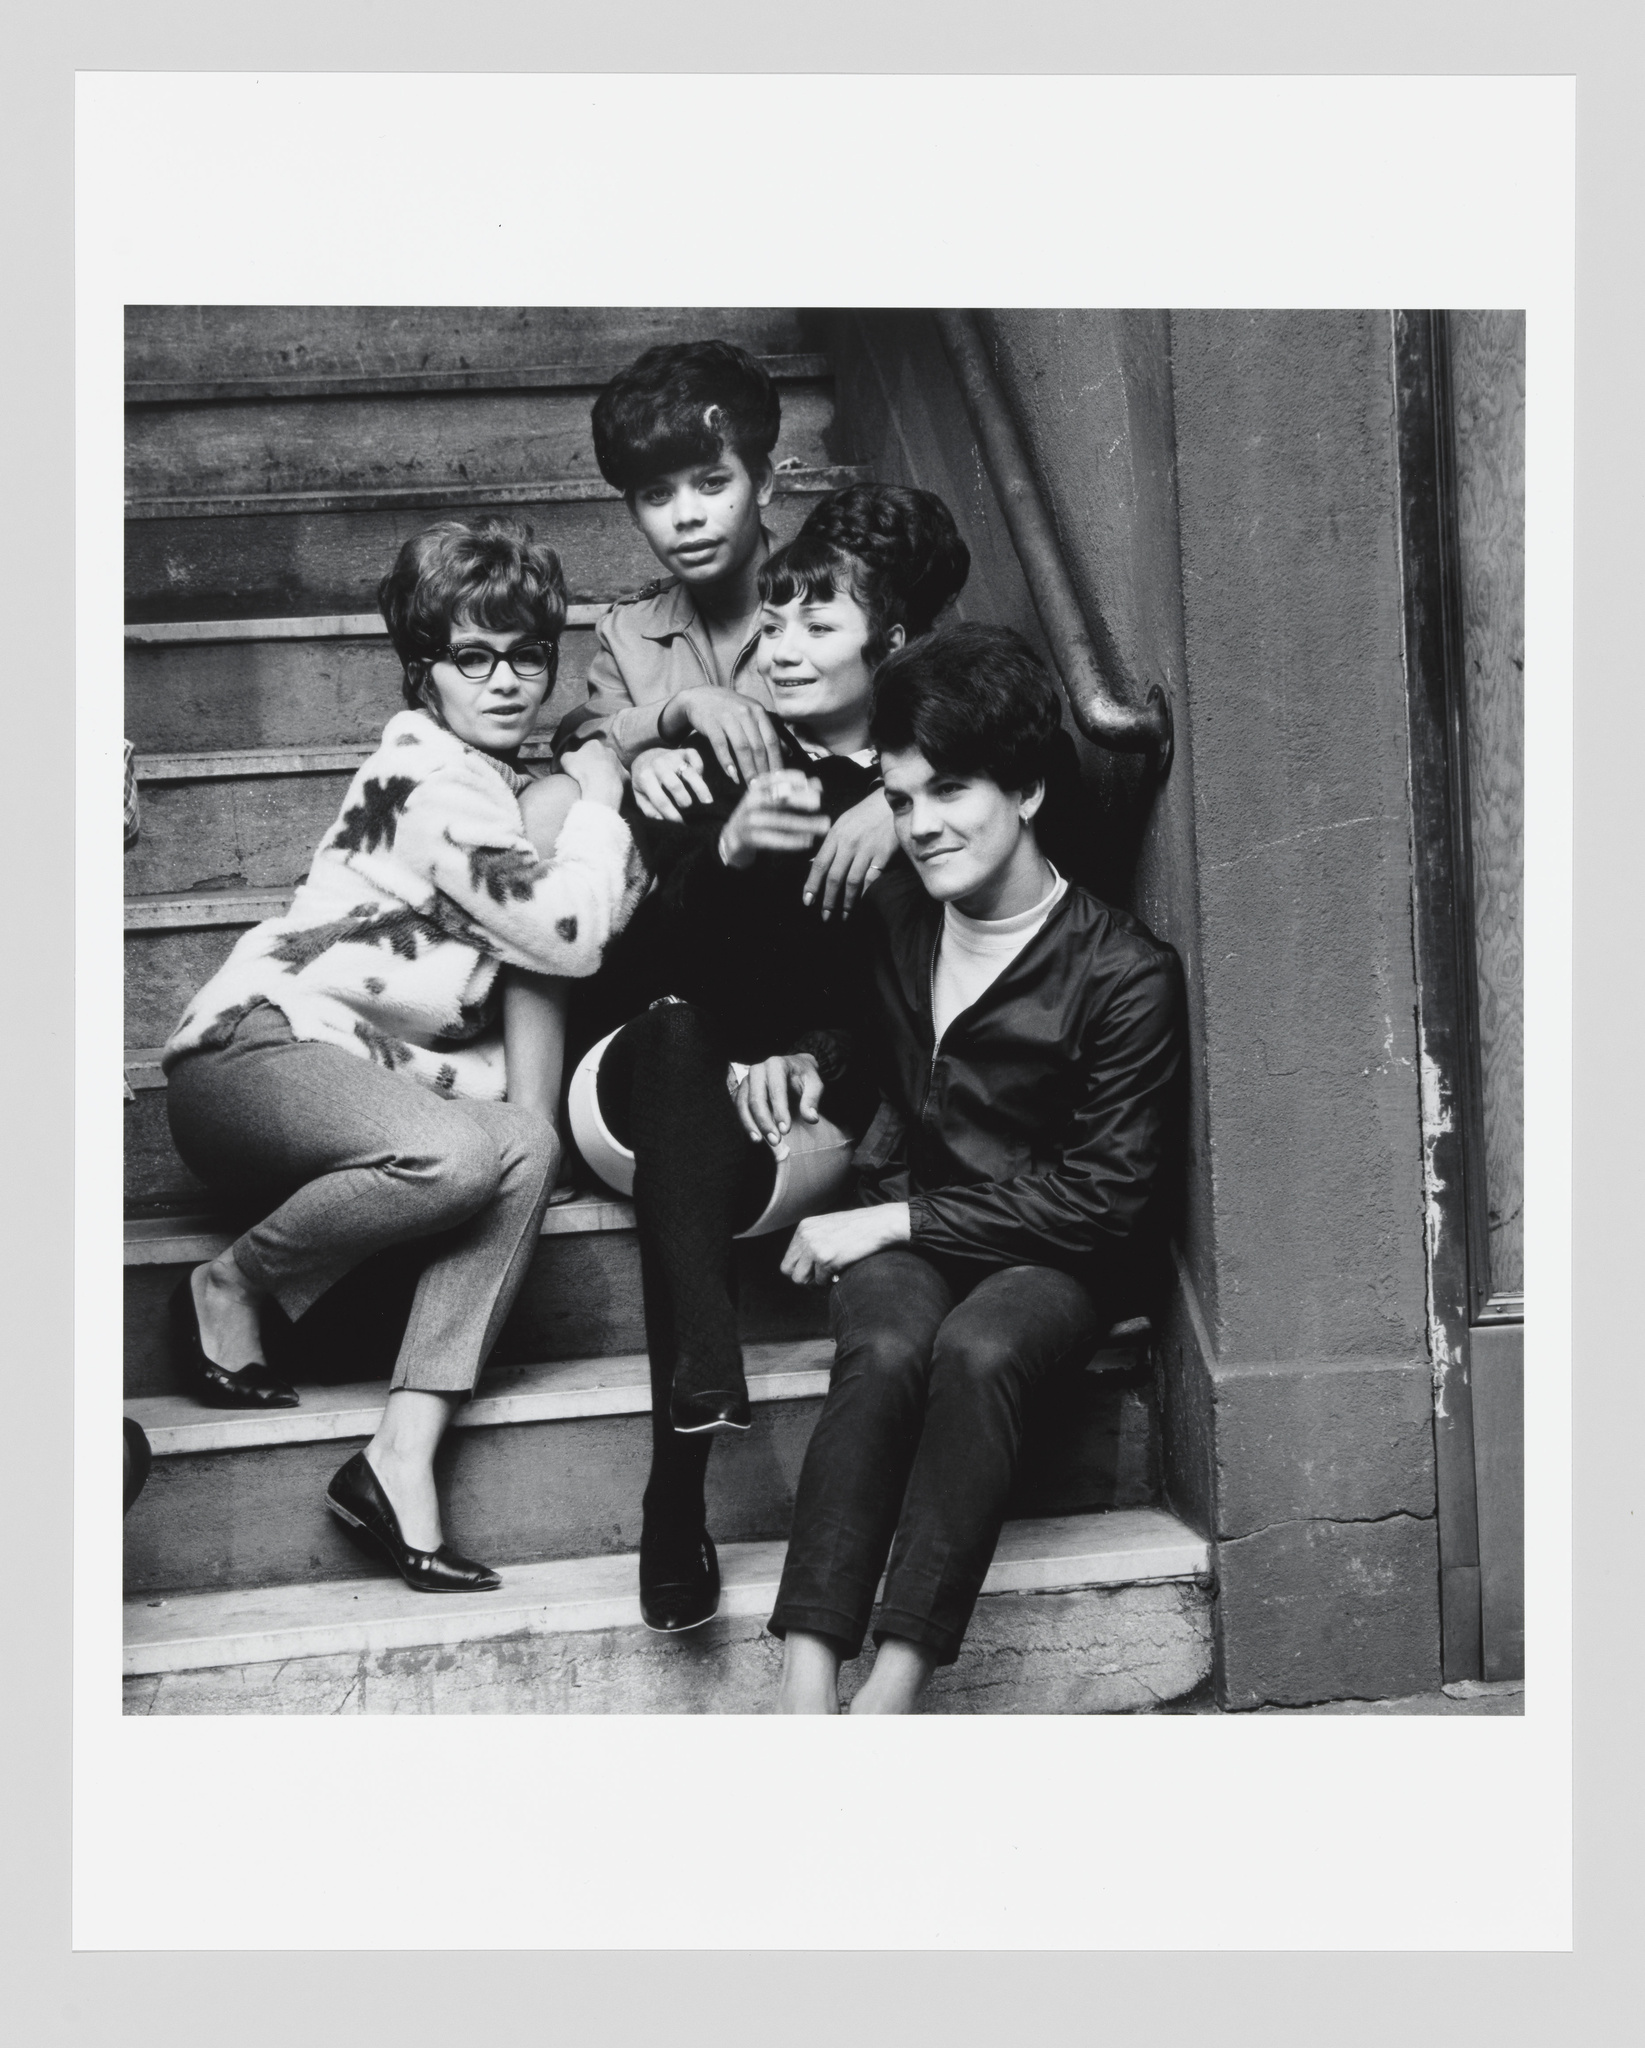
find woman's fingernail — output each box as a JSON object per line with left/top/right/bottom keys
{"left": 802, "top": 892, "right": 813, "bottom": 906}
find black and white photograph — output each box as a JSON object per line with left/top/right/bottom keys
{"left": 67, "top": 67, "right": 1578, "bottom": 1960}
{"left": 117, "top": 300, "right": 1524, "bottom": 1719}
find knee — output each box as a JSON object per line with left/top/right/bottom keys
{"left": 492, "top": 1104, "right": 561, "bottom": 1198}
{"left": 419, "top": 1122, "right": 504, "bottom": 1222}
{"left": 929, "top": 1323, "right": 1015, "bottom": 1404}
{"left": 629, "top": 1000, "right": 722, "bottom": 1075}
{"left": 838, "top": 1323, "right": 929, "bottom": 1401}
{"left": 517, "top": 771, "right": 580, "bottom": 857}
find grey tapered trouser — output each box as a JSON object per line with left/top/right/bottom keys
{"left": 166, "top": 1001, "right": 557, "bottom": 1394}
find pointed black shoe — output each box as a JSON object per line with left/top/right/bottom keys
{"left": 169, "top": 1274, "right": 298, "bottom": 1410}
{"left": 639, "top": 1527, "right": 720, "bottom": 1633}
{"left": 668, "top": 1385, "right": 752, "bottom": 1435}
{"left": 325, "top": 1451, "right": 501, "bottom": 1594}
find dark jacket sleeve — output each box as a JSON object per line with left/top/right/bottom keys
{"left": 907, "top": 948, "right": 1184, "bottom": 1277}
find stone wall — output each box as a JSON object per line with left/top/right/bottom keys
{"left": 831, "top": 309, "right": 1442, "bottom": 1705}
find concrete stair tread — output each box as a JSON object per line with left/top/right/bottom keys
{"left": 124, "top": 1507, "right": 1210, "bottom": 1678}
{"left": 126, "top": 607, "right": 603, "bottom": 642}
{"left": 127, "top": 351, "right": 831, "bottom": 407}
{"left": 125, "top": 1339, "right": 837, "bottom": 1454}
{"left": 130, "top": 736, "right": 560, "bottom": 782}
{"left": 123, "top": 1191, "right": 636, "bottom": 1266}
{"left": 128, "top": 463, "right": 866, "bottom": 522}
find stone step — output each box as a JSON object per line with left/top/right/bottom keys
{"left": 124, "top": 616, "right": 597, "bottom": 753}
{"left": 122, "top": 1509, "right": 1213, "bottom": 1714}
{"left": 125, "top": 306, "right": 818, "bottom": 387}
{"left": 128, "top": 351, "right": 832, "bottom": 408}
{"left": 121, "top": 1195, "right": 833, "bottom": 1396}
{"left": 124, "top": 466, "right": 866, "bottom": 623}
{"left": 127, "top": 372, "right": 838, "bottom": 499}
{"left": 124, "top": 734, "right": 565, "bottom": 896}
{"left": 123, "top": 1341, "right": 1157, "bottom": 1599}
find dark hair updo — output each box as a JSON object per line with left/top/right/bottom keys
{"left": 591, "top": 340, "right": 781, "bottom": 496}
{"left": 758, "top": 483, "right": 971, "bottom": 671}
{"left": 377, "top": 517, "right": 568, "bottom": 710}
{"left": 869, "top": 622, "right": 1065, "bottom": 794}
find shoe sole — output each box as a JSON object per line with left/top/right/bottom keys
{"left": 670, "top": 1416, "right": 753, "bottom": 1436}
{"left": 640, "top": 1600, "right": 722, "bottom": 1635}
{"left": 323, "top": 1496, "right": 501, "bottom": 1594}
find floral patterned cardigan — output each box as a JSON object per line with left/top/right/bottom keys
{"left": 163, "top": 708, "right": 647, "bottom": 1101}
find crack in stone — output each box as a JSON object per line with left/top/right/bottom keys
{"left": 1223, "top": 1508, "right": 1436, "bottom": 1544}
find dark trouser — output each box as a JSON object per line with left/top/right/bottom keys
{"left": 166, "top": 1002, "right": 558, "bottom": 1394}
{"left": 596, "top": 1002, "right": 774, "bottom": 1543}
{"left": 769, "top": 1246, "right": 1105, "bottom": 1666}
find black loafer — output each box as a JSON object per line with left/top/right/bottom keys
{"left": 668, "top": 1386, "right": 752, "bottom": 1435}
{"left": 325, "top": 1451, "right": 501, "bottom": 1594}
{"left": 169, "top": 1274, "right": 298, "bottom": 1409}
{"left": 639, "top": 1528, "right": 720, "bottom": 1633}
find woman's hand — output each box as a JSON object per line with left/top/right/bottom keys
{"left": 803, "top": 785, "right": 898, "bottom": 920}
{"left": 561, "top": 740, "right": 626, "bottom": 810}
{"left": 718, "top": 770, "right": 831, "bottom": 870}
{"left": 734, "top": 1051, "right": 824, "bottom": 1148}
{"left": 661, "top": 686, "right": 786, "bottom": 786}
{"left": 782, "top": 1204, "right": 912, "bottom": 1286}
{"left": 630, "top": 745, "right": 713, "bottom": 823}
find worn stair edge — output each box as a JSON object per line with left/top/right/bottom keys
{"left": 125, "top": 1333, "right": 1147, "bottom": 1459}
{"left": 132, "top": 736, "right": 559, "bottom": 782}
{"left": 127, "top": 608, "right": 601, "bottom": 643}
{"left": 124, "top": 1508, "right": 1210, "bottom": 1678}
{"left": 126, "top": 887, "right": 292, "bottom": 931}
{"left": 127, "top": 1341, "right": 835, "bottom": 1456}
{"left": 124, "top": 1192, "right": 636, "bottom": 1267}
{"left": 127, "top": 352, "right": 831, "bottom": 408}
{"left": 127, "top": 464, "right": 867, "bottom": 523}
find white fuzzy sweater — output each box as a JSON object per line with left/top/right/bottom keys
{"left": 163, "top": 709, "right": 646, "bottom": 1100}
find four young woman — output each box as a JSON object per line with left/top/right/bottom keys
{"left": 159, "top": 419, "right": 1181, "bottom": 1703}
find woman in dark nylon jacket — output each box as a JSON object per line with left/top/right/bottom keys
{"left": 768, "top": 622, "right": 1186, "bottom": 1713}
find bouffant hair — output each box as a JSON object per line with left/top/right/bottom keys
{"left": 869, "top": 622, "right": 1065, "bottom": 794}
{"left": 591, "top": 340, "right": 781, "bottom": 495}
{"left": 377, "top": 517, "right": 568, "bottom": 710}
{"left": 758, "top": 483, "right": 971, "bottom": 671}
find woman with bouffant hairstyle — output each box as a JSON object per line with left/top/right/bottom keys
{"left": 162, "top": 517, "right": 643, "bottom": 1593}
{"left": 552, "top": 483, "right": 970, "bottom": 1635}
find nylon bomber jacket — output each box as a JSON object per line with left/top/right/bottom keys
{"left": 854, "top": 863, "right": 1186, "bottom": 1300}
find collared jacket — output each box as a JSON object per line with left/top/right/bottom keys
{"left": 557, "top": 548, "right": 781, "bottom": 768}
{"left": 854, "top": 864, "right": 1186, "bottom": 1305}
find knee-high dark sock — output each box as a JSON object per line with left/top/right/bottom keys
{"left": 606, "top": 1005, "right": 772, "bottom": 1539}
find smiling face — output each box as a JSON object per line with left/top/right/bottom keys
{"left": 627, "top": 446, "right": 774, "bottom": 588}
{"left": 755, "top": 581, "right": 903, "bottom": 753}
{"left": 422, "top": 619, "right": 554, "bottom": 757}
{"left": 880, "top": 746, "right": 1048, "bottom": 919}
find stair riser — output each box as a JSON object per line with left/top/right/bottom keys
{"left": 127, "top": 307, "right": 816, "bottom": 386}
{"left": 124, "top": 486, "right": 832, "bottom": 623}
{"left": 125, "top": 1088, "right": 209, "bottom": 1207}
{"left": 122, "top": 1579, "right": 1212, "bottom": 1715}
{"left": 122, "top": 1379, "right": 1159, "bottom": 1595}
{"left": 126, "top": 769, "right": 355, "bottom": 896}
{"left": 127, "top": 926, "right": 244, "bottom": 1046}
{"left": 128, "top": 384, "right": 837, "bottom": 500}
{"left": 125, "top": 629, "right": 593, "bottom": 753}
{"left": 123, "top": 1229, "right": 830, "bottom": 1396}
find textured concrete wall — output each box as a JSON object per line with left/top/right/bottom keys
{"left": 1168, "top": 310, "right": 1429, "bottom": 1369}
